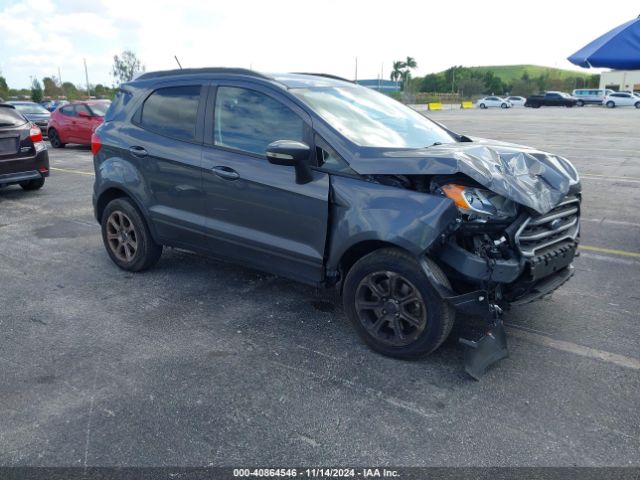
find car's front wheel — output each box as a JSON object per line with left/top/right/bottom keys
{"left": 635, "top": 102, "right": 640, "bottom": 109}
{"left": 606, "top": 101, "right": 615, "bottom": 108}
{"left": 343, "top": 248, "right": 455, "bottom": 359}
{"left": 101, "top": 198, "right": 162, "bottom": 271}
{"left": 576, "top": 100, "right": 584, "bottom": 107}
{"left": 48, "top": 128, "right": 65, "bottom": 148}
{"left": 501, "top": 103, "right": 507, "bottom": 109}
{"left": 479, "top": 103, "right": 486, "bottom": 109}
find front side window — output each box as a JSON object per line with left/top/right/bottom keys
{"left": 75, "top": 104, "right": 91, "bottom": 116}
{"left": 214, "top": 86, "right": 305, "bottom": 156}
{"left": 140, "top": 85, "right": 201, "bottom": 142}
{"left": 292, "top": 86, "right": 454, "bottom": 148}
{"left": 88, "top": 102, "right": 110, "bottom": 117}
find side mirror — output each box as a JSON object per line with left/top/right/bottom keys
{"left": 78, "top": 111, "right": 90, "bottom": 118}
{"left": 266, "top": 140, "right": 313, "bottom": 184}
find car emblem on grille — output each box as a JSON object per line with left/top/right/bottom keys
{"left": 549, "top": 219, "right": 563, "bottom": 230}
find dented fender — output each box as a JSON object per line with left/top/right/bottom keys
{"left": 326, "top": 175, "right": 458, "bottom": 271}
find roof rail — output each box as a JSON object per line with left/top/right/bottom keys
{"left": 136, "top": 68, "right": 271, "bottom": 81}
{"left": 292, "top": 72, "right": 354, "bottom": 83}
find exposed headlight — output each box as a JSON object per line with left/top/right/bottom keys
{"left": 441, "top": 184, "right": 517, "bottom": 220}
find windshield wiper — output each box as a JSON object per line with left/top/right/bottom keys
{"left": 425, "top": 142, "right": 443, "bottom": 148}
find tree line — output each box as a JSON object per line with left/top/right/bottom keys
{"left": 411, "top": 65, "right": 599, "bottom": 97}
{"left": 0, "top": 50, "right": 144, "bottom": 103}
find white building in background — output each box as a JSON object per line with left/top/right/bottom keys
{"left": 599, "top": 70, "right": 640, "bottom": 92}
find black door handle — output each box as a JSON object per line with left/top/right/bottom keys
{"left": 211, "top": 166, "right": 239, "bottom": 180}
{"left": 128, "top": 146, "right": 148, "bottom": 158}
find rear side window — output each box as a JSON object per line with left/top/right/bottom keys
{"left": 61, "top": 105, "right": 76, "bottom": 117}
{"left": 214, "top": 86, "right": 304, "bottom": 156}
{"left": 104, "top": 89, "right": 132, "bottom": 122}
{"left": 140, "top": 85, "right": 201, "bottom": 142}
{"left": 0, "top": 106, "right": 27, "bottom": 127}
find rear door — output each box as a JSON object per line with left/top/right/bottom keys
{"left": 126, "top": 83, "right": 208, "bottom": 246}
{"left": 201, "top": 82, "right": 330, "bottom": 284}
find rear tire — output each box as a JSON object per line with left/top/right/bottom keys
{"left": 48, "top": 129, "right": 65, "bottom": 148}
{"left": 606, "top": 101, "right": 615, "bottom": 108}
{"left": 479, "top": 103, "right": 486, "bottom": 109}
{"left": 576, "top": 100, "right": 584, "bottom": 107}
{"left": 343, "top": 248, "right": 455, "bottom": 359}
{"left": 101, "top": 198, "right": 162, "bottom": 272}
{"left": 501, "top": 103, "right": 507, "bottom": 109}
{"left": 20, "top": 178, "right": 45, "bottom": 190}
{"left": 635, "top": 102, "right": 640, "bottom": 109}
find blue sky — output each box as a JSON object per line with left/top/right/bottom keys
{"left": 0, "top": 0, "right": 637, "bottom": 89}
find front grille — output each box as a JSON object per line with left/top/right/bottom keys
{"left": 515, "top": 196, "right": 580, "bottom": 257}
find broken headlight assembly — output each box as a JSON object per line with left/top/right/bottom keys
{"left": 440, "top": 184, "right": 517, "bottom": 221}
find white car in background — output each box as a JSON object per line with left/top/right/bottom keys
{"left": 505, "top": 96, "right": 526, "bottom": 107}
{"left": 603, "top": 92, "right": 640, "bottom": 108}
{"left": 477, "top": 96, "right": 511, "bottom": 109}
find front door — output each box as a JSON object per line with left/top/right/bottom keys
{"left": 201, "top": 84, "right": 330, "bottom": 284}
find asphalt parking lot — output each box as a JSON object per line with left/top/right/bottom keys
{"left": 1, "top": 107, "right": 638, "bottom": 467}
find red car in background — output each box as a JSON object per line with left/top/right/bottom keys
{"left": 47, "top": 101, "right": 110, "bottom": 148}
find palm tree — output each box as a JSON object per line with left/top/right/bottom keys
{"left": 390, "top": 60, "right": 406, "bottom": 82}
{"left": 405, "top": 56, "right": 417, "bottom": 69}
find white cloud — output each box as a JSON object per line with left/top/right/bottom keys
{"left": 1, "top": 0, "right": 636, "bottom": 89}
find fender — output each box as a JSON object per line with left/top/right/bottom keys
{"left": 93, "top": 155, "right": 160, "bottom": 241}
{"left": 326, "top": 176, "right": 458, "bottom": 271}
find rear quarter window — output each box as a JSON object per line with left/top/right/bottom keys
{"left": 0, "top": 106, "right": 27, "bottom": 127}
{"left": 139, "top": 85, "right": 201, "bottom": 142}
{"left": 104, "top": 89, "right": 133, "bottom": 122}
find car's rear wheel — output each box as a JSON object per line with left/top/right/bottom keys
{"left": 501, "top": 103, "right": 507, "bottom": 109}
{"left": 101, "top": 198, "right": 162, "bottom": 271}
{"left": 576, "top": 100, "right": 584, "bottom": 107}
{"left": 48, "top": 129, "right": 65, "bottom": 148}
{"left": 635, "top": 102, "right": 640, "bottom": 109}
{"left": 20, "top": 178, "right": 45, "bottom": 190}
{"left": 479, "top": 103, "right": 486, "bottom": 109}
{"left": 343, "top": 248, "right": 455, "bottom": 359}
{"left": 606, "top": 101, "right": 615, "bottom": 108}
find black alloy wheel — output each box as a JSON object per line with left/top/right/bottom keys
{"left": 354, "top": 270, "right": 428, "bottom": 347}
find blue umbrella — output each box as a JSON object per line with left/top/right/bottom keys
{"left": 568, "top": 16, "right": 640, "bottom": 69}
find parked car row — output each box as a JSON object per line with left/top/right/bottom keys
{"left": 476, "top": 96, "right": 526, "bottom": 109}
{"left": 476, "top": 90, "right": 639, "bottom": 109}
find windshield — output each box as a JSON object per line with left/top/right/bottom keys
{"left": 88, "top": 102, "right": 110, "bottom": 116}
{"left": 13, "top": 103, "right": 50, "bottom": 115}
{"left": 0, "top": 107, "right": 27, "bottom": 127}
{"left": 291, "top": 86, "right": 455, "bottom": 148}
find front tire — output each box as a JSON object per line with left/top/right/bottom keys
{"left": 576, "top": 100, "right": 584, "bottom": 107}
{"left": 606, "top": 101, "right": 615, "bottom": 108}
{"left": 479, "top": 103, "right": 486, "bottom": 109}
{"left": 343, "top": 248, "right": 455, "bottom": 359}
{"left": 635, "top": 102, "right": 640, "bottom": 109}
{"left": 101, "top": 198, "right": 162, "bottom": 271}
{"left": 501, "top": 103, "right": 507, "bottom": 109}
{"left": 20, "top": 178, "right": 45, "bottom": 190}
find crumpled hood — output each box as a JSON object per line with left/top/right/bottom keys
{"left": 348, "top": 138, "right": 581, "bottom": 214}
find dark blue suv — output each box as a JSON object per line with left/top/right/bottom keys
{"left": 92, "top": 68, "right": 581, "bottom": 377}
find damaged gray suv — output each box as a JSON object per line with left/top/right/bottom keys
{"left": 92, "top": 69, "right": 581, "bottom": 378}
